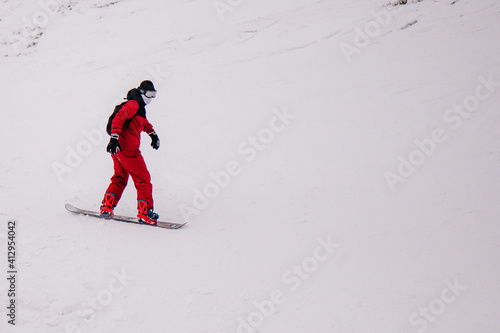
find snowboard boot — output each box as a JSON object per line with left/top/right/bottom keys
{"left": 100, "top": 193, "right": 115, "bottom": 218}
{"left": 137, "top": 199, "right": 159, "bottom": 225}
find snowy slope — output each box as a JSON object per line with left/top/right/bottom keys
{"left": 1, "top": 0, "right": 500, "bottom": 332}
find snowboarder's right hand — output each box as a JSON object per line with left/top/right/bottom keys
{"left": 106, "top": 134, "right": 121, "bottom": 154}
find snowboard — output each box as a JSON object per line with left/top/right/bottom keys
{"left": 65, "top": 203, "right": 186, "bottom": 229}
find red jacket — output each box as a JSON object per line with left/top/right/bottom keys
{"left": 111, "top": 99, "right": 154, "bottom": 156}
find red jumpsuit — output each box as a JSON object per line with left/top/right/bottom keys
{"left": 105, "top": 99, "right": 155, "bottom": 209}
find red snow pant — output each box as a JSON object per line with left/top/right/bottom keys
{"left": 104, "top": 152, "right": 154, "bottom": 209}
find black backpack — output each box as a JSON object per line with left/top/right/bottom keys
{"left": 106, "top": 88, "right": 145, "bottom": 136}
{"left": 106, "top": 101, "right": 134, "bottom": 136}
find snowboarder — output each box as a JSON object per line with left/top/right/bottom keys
{"left": 100, "top": 80, "right": 161, "bottom": 225}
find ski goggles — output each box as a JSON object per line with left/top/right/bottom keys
{"left": 140, "top": 90, "right": 157, "bottom": 98}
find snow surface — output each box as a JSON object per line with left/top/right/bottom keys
{"left": 1, "top": 0, "right": 500, "bottom": 332}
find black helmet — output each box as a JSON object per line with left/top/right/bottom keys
{"left": 138, "top": 80, "right": 156, "bottom": 93}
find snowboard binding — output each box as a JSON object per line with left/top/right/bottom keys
{"left": 100, "top": 193, "right": 115, "bottom": 219}
{"left": 137, "top": 200, "right": 158, "bottom": 225}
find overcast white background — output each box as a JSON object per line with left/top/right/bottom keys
{"left": 1, "top": 0, "right": 499, "bottom": 332}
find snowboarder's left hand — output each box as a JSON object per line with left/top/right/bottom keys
{"left": 150, "top": 132, "right": 160, "bottom": 150}
{"left": 106, "top": 134, "right": 121, "bottom": 154}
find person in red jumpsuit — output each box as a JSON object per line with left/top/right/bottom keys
{"left": 100, "top": 80, "right": 160, "bottom": 225}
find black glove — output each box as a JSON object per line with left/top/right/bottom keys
{"left": 150, "top": 132, "right": 160, "bottom": 150}
{"left": 106, "top": 134, "right": 121, "bottom": 154}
